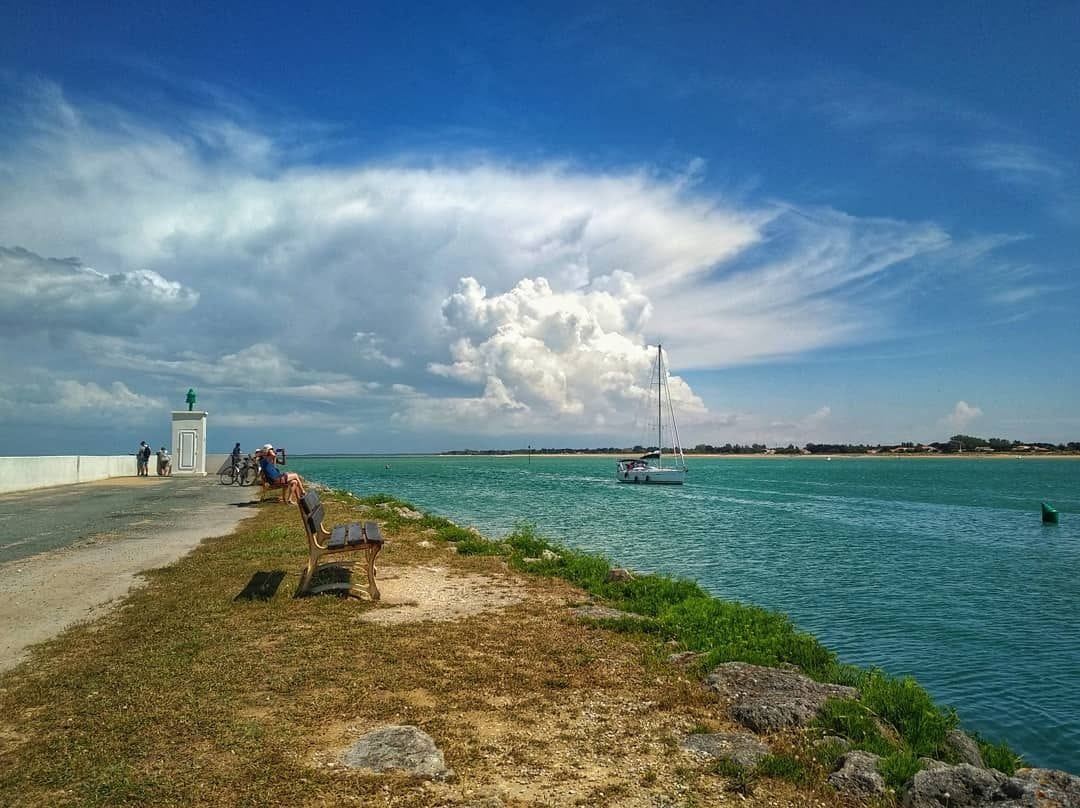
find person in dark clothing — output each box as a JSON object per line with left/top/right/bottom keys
{"left": 137, "top": 441, "right": 152, "bottom": 476}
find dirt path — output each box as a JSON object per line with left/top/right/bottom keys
{"left": 0, "top": 477, "right": 259, "bottom": 672}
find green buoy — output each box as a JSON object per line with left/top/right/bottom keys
{"left": 1041, "top": 502, "right": 1059, "bottom": 524}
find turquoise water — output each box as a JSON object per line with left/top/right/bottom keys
{"left": 290, "top": 455, "right": 1080, "bottom": 770}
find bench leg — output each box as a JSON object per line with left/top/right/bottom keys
{"left": 297, "top": 548, "right": 323, "bottom": 595}
{"left": 363, "top": 544, "right": 382, "bottom": 601}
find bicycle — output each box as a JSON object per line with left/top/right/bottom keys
{"left": 239, "top": 456, "right": 259, "bottom": 486}
{"left": 220, "top": 456, "right": 259, "bottom": 486}
{"left": 219, "top": 461, "right": 241, "bottom": 485}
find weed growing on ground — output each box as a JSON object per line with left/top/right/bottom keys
{"left": 811, "top": 737, "right": 849, "bottom": 770}
{"left": 724, "top": 767, "right": 756, "bottom": 796}
{"left": 755, "top": 753, "right": 810, "bottom": 784}
{"left": 708, "top": 758, "right": 746, "bottom": 778}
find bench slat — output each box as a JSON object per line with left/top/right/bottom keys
{"left": 363, "top": 521, "right": 384, "bottom": 544}
{"left": 300, "top": 490, "right": 320, "bottom": 515}
{"left": 327, "top": 522, "right": 370, "bottom": 549}
{"left": 306, "top": 504, "right": 325, "bottom": 536}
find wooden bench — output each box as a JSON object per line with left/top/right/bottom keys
{"left": 258, "top": 469, "right": 289, "bottom": 502}
{"left": 296, "top": 490, "right": 383, "bottom": 600}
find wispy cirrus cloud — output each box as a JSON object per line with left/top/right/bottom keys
{"left": 737, "top": 69, "right": 1075, "bottom": 196}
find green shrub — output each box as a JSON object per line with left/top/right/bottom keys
{"left": 604, "top": 575, "right": 706, "bottom": 618}
{"left": 504, "top": 523, "right": 555, "bottom": 557}
{"left": 659, "top": 596, "right": 837, "bottom": 677}
{"left": 353, "top": 493, "right": 410, "bottom": 509}
{"left": 454, "top": 536, "right": 507, "bottom": 556}
{"left": 878, "top": 749, "right": 922, "bottom": 791}
{"left": 857, "top": 670, "right": 957, "bottom": 757}
{"left": 511, "top": 547, "right": 612, "bottom": 589}
{"left": 977, "top": 738, "right": 1023, "bottom": 775}
{"left": 417, "top": 513, "right": 455, "bottom": 530}
{"left": 435, "top": 524, "right": 475, "bottom": 543}
{"left": 814, "top": 698, "right": 895, "bottom": 757}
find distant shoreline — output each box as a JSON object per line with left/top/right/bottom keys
{"left": 288, "top": 452, "right": 1080, "bottom": 460}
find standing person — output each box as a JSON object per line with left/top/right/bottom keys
{"left": 230, "top": 442, "right": 242, "bottom": 469}
{"left": 137, "top": 441, "right": 151, "bottom": 476}
{"left": 158, "top": 446, "right": 172, "bottom": 476}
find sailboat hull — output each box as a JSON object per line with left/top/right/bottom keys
{"left": 615, "top": 465, "right": 686, "bottom": 485}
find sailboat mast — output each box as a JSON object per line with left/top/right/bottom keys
{"left": 657, "top": 344, "right": 662, "bottom": 464}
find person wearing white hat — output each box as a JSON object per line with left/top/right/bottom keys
{"left": 256, "top": 444, "right": 305, "bottom": 504}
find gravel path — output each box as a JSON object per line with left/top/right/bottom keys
{"left": 0, "top": 477, "right": 259, "bottom": 672}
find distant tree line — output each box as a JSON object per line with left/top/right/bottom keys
{"left": 444, "top": 435, "right": 1080, "bottom": 456}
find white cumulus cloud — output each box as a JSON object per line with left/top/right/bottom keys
{"left": 944, "top": 400, "right": 983, "bottom": 430}
{"left": 0, "top": 246, "right": 198, "bottom": 337}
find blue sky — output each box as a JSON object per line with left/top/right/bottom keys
{"left": 1, "top": 1, "right": 1077, "bottom": 453}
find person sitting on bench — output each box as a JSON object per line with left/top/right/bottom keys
{"left": 256, "top": 444, "right": 305, "bottom": 504}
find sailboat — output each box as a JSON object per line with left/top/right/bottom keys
{"left": 616, "top": 344, "right": 688, "bottom": 485}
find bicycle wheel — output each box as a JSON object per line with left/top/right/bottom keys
{"left": 219, "top": 467, "right": 237, "bottom": 485}
{"left": 240, "top": 465, "right": 256, "bottom": 486}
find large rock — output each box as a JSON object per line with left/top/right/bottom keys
{"left": 903, "top": 763, "right": 1080, "bottom": 807}
{"left": 1010, "top": 768, "right": 1080, "bottom": 807}
{"left": 680, "top": 731, "right": 771, "bottom": 768}
{"left": 946, "top": 729, "right": 987, "bottom": 768}
{"left": 342, "top": 725, "right": 454, "bottom": 781}
{"left": 706, "top": 662, "right": 858, "bottom": 733}
{"left": 903, "top": 764, "right": 1008, "bottom": 807}
{"left": 828, "top": 751, "right": 886, "bottom": 798}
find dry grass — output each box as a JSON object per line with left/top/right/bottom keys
{"left": 0, "top": 494, "right": 846, "bottom": 807}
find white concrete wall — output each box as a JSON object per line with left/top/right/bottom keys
{"left": 207, "top": 454, "right": 229, "bottom": 475}
{"left": 0, "top": 456, "right": 138, "bottom": 495}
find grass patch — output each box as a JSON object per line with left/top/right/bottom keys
{"left": 878, "top": 749, "right": 922, "bottom": 791}
{"left": 755, "top": 753, "right": 810, "bottom": 784}
{"left": 812, "top": 738, "right": 849, "bottom": 770}
{"left": 454, "top": 536, "right": 507, "bottom": 556}
{"left": 659, "top": 596, "right": 838, "bottom": 677}
{"left": 435, "top": 524, "right": 475, "bottom": 543}
{"left": 977, "top": 737, "right": 1024, "bottom": 774}
{"left": 856, "top": 670, "right": 957, "bottom": 758}
{"left": 814, "top": 698, "right": 896, "bottom": 757}
{"left": 708, "top": 758, "right": 747, "bottom": 779}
